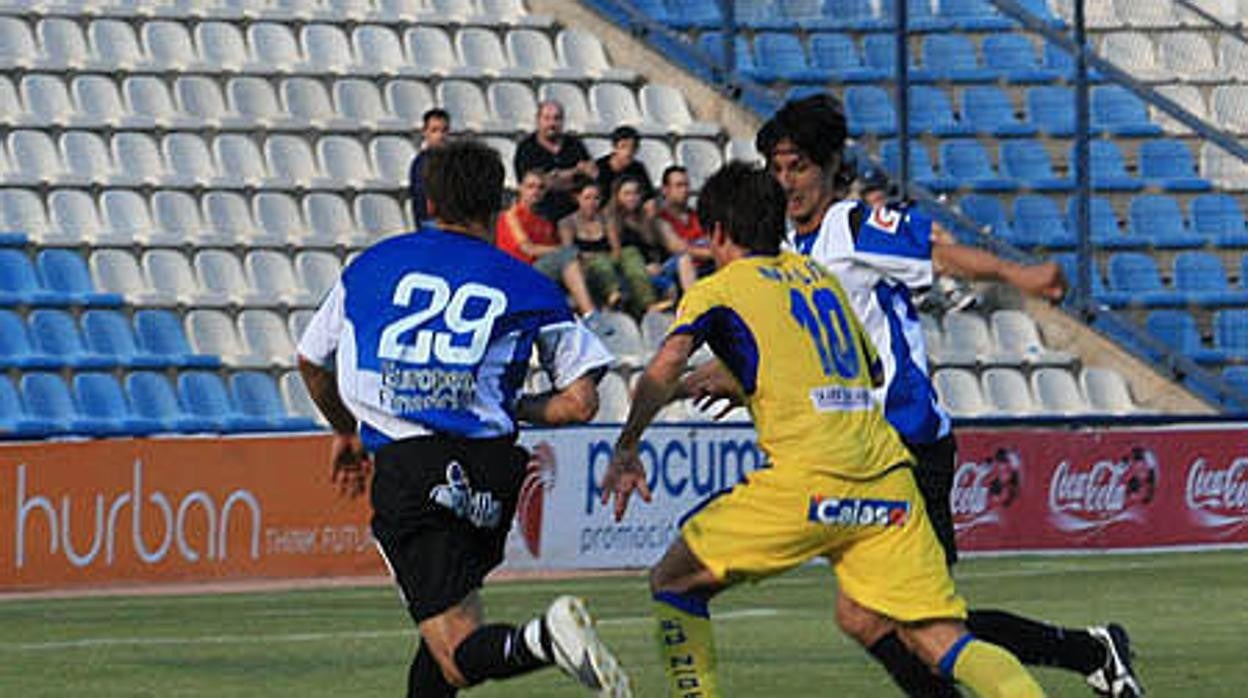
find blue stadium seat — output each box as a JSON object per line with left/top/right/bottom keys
{"left": 696, "top": 33, "right": 755, "bottom": 78}
{"left": 809, "top": 33, "right": 885, "bottom": 83}
{"left": 1215, "top": 309, "right": 1248, "bottom": 361}
{"left": 982, "top": 34, "right": 1060, "bottom": 83}
{"left": 909, "top": 86, "right": 973, "bottom": 136}
{"left": 133, "top": 309, "right": 221, "bottom": 368}
{"left": 1000, "top": 140, "right": 1073, "bottom": 191}
{"left": 939, "top": 140, "right": 1015, "bottom": 192}
{"left": 824, "top": 0, "right": 891, "bottom": 30}
{"left": 751, "top": 33, "right": 829, "bottom": 83}
{"left": 1128, "top": 195, "right": 1204, "bottom": 249}
{"left": 81, "top": 309, "right": 169, "bottom": 368}
{"left": 230, "top": 371, "right": 318, "bottom": 431}
{"left": 736, "top": 0, "right": 795, "bottom": 29}
{"left": 35, "top": 249, "right": 123, "bottom": 307}
{"left": 914, "top": 35, "right": 994, "bottom": 83}
{"left": 665, "top": 0, "right": 723, "bottom": 29}
{"left": 1092, "top": 86, "right": 1163, "bottom": 137}
{"left": 936, "top": 0, "right": 1014, "bottom": 30}
{"left": 845, "top": 85, "right": 896, "bottom": 136}
{"left": 0, "top": 249, "right": 63, "bottom": 306}
{"left": 0, "top": 309, "right": 58, "bottom": 369}
{"left": 628, "top": 0, "right": 669, "bottom": 23}
{"left": 1103, "top": 252, "right": 1183, "bottom": 307}
{"left": 28, "top": 309, "right": 114, "bottom": 369}
{"left": 125, "top": 371, "right": 217, "bottom": 434}
{"left": 21, "top": 372, "right": 95, "bottom": 436}
{"left": 1138, "top": 140, "right": 1212, "bottom": 192}
{"left": 179, "top": 370, "right": 269, "bottom": 432}
{"left": 1224, "top": 366, "right": 1248, "bottom": 397}
{"left": 1191, "top": 194, "right": 1248, "bottom": 247}
{"left": 959, "top": 194, "right": 1014, "bottom": 241}
{"left": 0, "top": 375, "right": 56, "bottom": 439}
{"left": 1173, "top": 251, "right": 1248, "bottom": 307}
{"left": 1015, "top": 0, "right": 1065, "bottom": 25}
{"left": 1085, "top": 140, "right": 1143, "bottom": 192}
{"left": 880, "top": 140, "right": 956, "bottom": 192}
{"left": 862, "top": 35, "right": 899, "bottom": 77}
{"left": 1027, "top": 86, "right": 1075, "bottom": 137}
{"left": 1054, "top": 253, "right": 1106, "bottom": 300}
{"left": 1014, "top": 195, "right": 1076, "bottom": 248}
{"left": 1067, "top": 196, "right": 1139, "bottom": 249}
{"left": 1042, "top": 42, "right": 1103, "bottom": 82}
{"left": 961, "top": 86, "right": 1038, "bottom": 137}
{"left": 1145, "top": 310, "right": 1225, "bottom": 364}
{"left": 74, "top": 372, "right": 163, "bottom": 437}
{"left": 880, "top": 0, "right": 952, "bottom": 31}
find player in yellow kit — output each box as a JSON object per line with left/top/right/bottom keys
{"left": 600, "top": 162, "right": 1045, "bottom": 697}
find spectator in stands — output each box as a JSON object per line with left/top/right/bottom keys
{"left": 407, "top": 108, "right": 450, "bottom": 225}
{"left": 496, "top": 168, "right": 603, "bottom": 325}
{"left": 653, "top": 165, "right": 714, "bottom": 293}
{"left": 514, "top": 100, "right": 597, "bottom": 223}
{"left": 558, "top": 178, "right": 622, "bottom": 310}
{"left": 595, "top": 126, "right": 656, "bottom": 211}
{"left": 604, "top": 176, "right": 663, "bottom": 315}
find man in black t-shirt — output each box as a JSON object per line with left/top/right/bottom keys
{"left": 513, "top": 100, "right": 597, "bottom": 223}
{"left": 595, "top": 125, "right": 655, "bottom": 205}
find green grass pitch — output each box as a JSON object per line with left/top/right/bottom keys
{"left": 1, "top": 550, "right": 1244, "bottom": 696}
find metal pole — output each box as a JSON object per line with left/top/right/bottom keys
{"left": 896, "top": 0, "right": 910, "bottom": 200}
{"left": 1074, "top": 0, "right": 1091, "bottom": 314}
{"left": 722, "top": 0, "right": 736, "bottom": 86}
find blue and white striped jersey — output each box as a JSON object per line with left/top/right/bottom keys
{"left": 786, "top": 200, "right": 951, "bottom": 446}
{"left": 298, "top": 226, "right": 612, "bottom": 452}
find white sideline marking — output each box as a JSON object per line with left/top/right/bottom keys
{"left": 2, "top": 608, "right": 783, "bottom": 652}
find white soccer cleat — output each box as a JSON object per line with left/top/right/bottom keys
{"left": 1086, "top": 624, "right": 1144, "bottom": 697}
{"left": 545, "top": 595, "right": 632, "bottom": 697}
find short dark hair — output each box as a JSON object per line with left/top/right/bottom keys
{"left": 570, "top": 174, "right": 599, "bottom": 195}
{"left": 661, "top": 165, "right": 688, "bottom": 186}
{"left": 696, "top": 162, "right": 787, "bottom": 256}
{"left": 610, "top": 125, "right": 640, "bottom": 145}
{"left": 755, "top": 93, "right": 847, "bottom": 170}
{"left": 422, "top": 139, "right": 504, "bottom": 226}
{"left": 422, "top": 108, "right": 450, "bottom": 127}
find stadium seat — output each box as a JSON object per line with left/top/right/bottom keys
{"left": 0, "top": 16, "right": 37, "bottom": 70}
{"left": 641, "top": 84, "right": 719, "bottom": 138}
{"left": 280, "top": 370, "right": 327, "bottom": 427}
{"left": 95, "top": 188, "right": 153, "bottom": 246}
{"left": 1012, "top": 195, "right": 1075, "bottom": 248}
{"left": 147, "top": 248, "right": 231, "bottom": 307}
{"left": 282, "top": 78, "right": 354, "bottom": 131}
{"left": 1103, "top": 252, "right": 1182, "bottom": 307}
{"left": 246, "top": 251, "right": 317, "bottom": 307}
{"left": 484, "top": 136, "right": 519, "bottom": 188}
{"left": 823, "top": 0, "right": 890, "bottom": 31}
{"left": 354, "top": 24, "right": 417, "bottom": 77}
{"left": 1092, "top": 86, "right": 1164, "bottom": 137}
{"left": 1173, "top": 251, "right": 1248, "bottom": 307}
{"left": 1128, "top": 195, "right": 1204, "bottom": 249}
{"left": 124, "top": 75, "right": 196, "bottom": 130}
{"left": 36, "top": 249, "right": 122, "bottom": 307}
{"left": 287, "top": 309, "right": 315, "bottom": 344}
{"left": 1080, "top": 367, "right": 1138, "bottom": 414}
{"left": 124, "top": 371, "right": 213, "bottom": 434}
{"left": 177, "top": 371, "right": 268, "bottom": 433}
{"left": 0, "top": 188, "right": 49, "bottom": 240}
{"left": 1027, "top": 86, "right": 1076, "bottom": 137}
{"left": 384, "top": 79, "right": 436, "bottom": 125}
{"left": 1149, "top": 84, "right": 1207, "bottom": 135}
{"left": 937, "top": 0, "right": 1015, "bottom": 30}
{"left": 57, "top": 131, "right": 115, "bottom": 188}
{"left": 1000, "top": 140, "right": 1072, "bottom": 192}
{"left": 355, "top": 193, "right": 408, "bottom": 240}
{"left": 725, "top": 137, "right": 763, "bottom": 165}
{"left": 749, "top": 33, "right": 827, "bottom": 84}
{"left": 845, "top": 86, "right": 896, "bottom": 137}
{"left": 594, "top": 370, "right": 630, "bottom": 423}
{"left": 231, "top": 371, "right": 316, "bottom": 431}
{"left": 149, "top": 190, "right": 204, "bottom": 247}
{"left": 74, "top": 74, "right": 148, "bottom": 129}
{"left": 914, "top": 35, "right": 995, "bottom": 83}
{"left": 1031, "top": 367, "right": 1090, "bottom": 415}
{"left": 8, "top": 129, "right": 64, "bottom": 185}
{"left": 318, "top": 135, "right": 387, "bottom": 193}
{"left": 405, "top": 26, "right": 471, "bottom": 79}
{"left": 1191, "top": 194, "right": 1248, "bottom": 247}
{"left": 21, "top": 372, "right": 95, "bottom": 436}
{"left": 808, "top": 33, "right": 884, "bottom": 83}
{"left": 295, "top": 251, "right": 341, "bottom": 302}
{"left": 539, "top": 82, "right": 606, "bottom": 135}
{"left": 881, "top": 0, "right": 952, "bottom": 30}
{"left": 88, "top": 19, "right": 148, "bottom": 72}
{"left": 0, "top": 248, "right": 65, "bottom": 306}
{"left": 0, "top": 309, "right": 57, "bottom": 369}
{"left": 336, "top": 79, "right": 405, "bottom": 131}
{"left": 133, "top": 310, "right": 218, "bottom": 369}
{"left": 508, "top": 29, "right": 580, "bottom": 80}
{"left": 1223, "top": 366, "right": 1248, "bottom": 400}
{"left": 1074, "top": 196, "right": 1130, "bottom": 249}
{"left": 162, "top": 133, "right": 228, "bottom": 189}
{"left": 590, "top": 311, "right": 647, "bottom": 369}
{"left": 861, "top": 35, "right": 899, "bottom": 78}
{"left": 213, "top": 133, "right": 275, "bottom": 189}
{"left": 982, "top": 34, "right": 1060, "bottom": 83}
{"left": 1138, "top": 140, "right": 1211, "bottom": 192}
{"left": 981, "top": 367, "right": 1037, "bottom": 414}
{"left": 194, "top": 250, "right": 266, "bottom": 307}
{"left": 300, "top": 23, "right": 356, "bottom": 75}
{"left": 24, "top": 74, "right": 89, "bottom": 129}
{"left": 590, "top": 83, "right": 663, "bottom": 137}
{"left": 142, "top": 20, "right": 208, "bottom": 72}
{"left": 556, "top": 29, "right": 636, "bottom": 83}
{"left": 961, "top": 87, "right": 1037, "bottom": 137}
{"left": 1158, "top": 32, "right": 1218, "bottom": 83}
{"left": 932, "top": 368, "right": 989, "bottom": 417}
{"left": 1053, "top": 253, "right": 1106, "bottom": 301}
{"left": 959, "top": 194, "right": 1014, "bottom": 241}
{"left": 202, "top": 191, "right": 260, "bottom": 246}
{"left": 186, "top": 308, "right": 264, "bottom": 368}
{"left": 910, "top": 86, "right": 973, "bottom": 137}
{"left": 1100, "top": 32, "right": 1165, "bottom": 82}
{"left": 675, "top": 139, "right": 722, "bottom": 191}
{"left": 303, "top": 192, "right": 366, "bottom": 247}
{"left": 438, "top": 80, "right": 507, "bottom": 134}
{"left": 45, "top": 188, "right": 105, "bottom": 246}
{"left": 175, "top": 75, "right": 250, "bottom": 129}
{"left": 939, "top": 140, "right": 1016, "bottom": 192}
{"left": 1085, "top": 140, "right": 1144, "bottom": 192}
{"left": 228, "top": 76, "right": 301, "bottom": 131}
{"left": 1214, "top": 309, "right": 1248, "bottom": 361}
{"left": 1115, "top": 0, "right": 1178, "bottom": 28}
{"left": 369, "top": 135, "right": 417, "bottom": 183}
{"left": 111, "top": 131, "right": 167, "bottom": 188}
{"left": 265, "top": 134, "right": 335, "bottom": 190}
{"left": 880, "top": 140, "right": 955, "bottom": 192}
{"left": 488, "top": 81, "right": 538, "bottom": 135}
{"left": 82, "top": 309, "right": 167, "bottom": 369}
{"left": 0, "top": 374, "right": 55, "bottom": 438}
{"left": 247, "top": 22, "right": 301, "bottom": 74}
{"left": 1200, "top": 142, "right": 1248, "bottom": 191}
{"left": 938, "top": 312, "right": 995, "bottom": 367}
{"left": 665, "top": 0, "right": 724, "bottom": 30}
{"left": 459, "top": 26, "right": 528, "bottom": 79}
{"left": 75, "top": 372, "right": 162, "bottom": 436}
{"left": 990, "top": 310, "right": 1076, "bottom": 366}
{"left": 88, "top": 249, "right": 167, "bottom": 306}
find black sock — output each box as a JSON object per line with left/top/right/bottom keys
{"left": 966, "top": 609, "right": 1106, "bottom": 674}
{"left": 452, "top": 620, "right": 553, "bottom": 685}
{"left": 868, "top": 631, "right": 960, "bottom": 697}
{"left": 408, "top": 641, "right": 457, "bottom": 698}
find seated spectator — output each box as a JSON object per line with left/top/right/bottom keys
{"left": 653, "top": 165, "right": 714, "bottom": 293}
{"left": 605, "top": 176, "right": 664, "bottom": 315}
{"left": 514, "top": 100, "right": 597, "bottom": 223}
{"left": 496, "top": 169, "right": 602, "bottom": 323}
{"left": 558, "top": 178, "right": 653, "bottom": 317}
{"left": 596, "top": 126, "right": 655, "bottom": 212}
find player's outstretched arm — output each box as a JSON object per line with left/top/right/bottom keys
{"left": 680, "top": 359, "right": 745, "bottom": 420}
{"left": 932, "top": 241, "right": 1068, "bottom": 303}
{"left": 298, "top": 356, "right": 370, "bottom": 499}
{"left": 515, "top": 371, "right": 603, "bottom": 426}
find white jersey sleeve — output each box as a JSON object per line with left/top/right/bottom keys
{"left": 296, "top": 281, "right": 345, "bottom": 367}
{"left": 536, "top": 320, "right": 614, "bottom": 389}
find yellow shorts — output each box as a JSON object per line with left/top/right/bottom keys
{"left": 680, "top": 464, "right": 967, "bottom": 623}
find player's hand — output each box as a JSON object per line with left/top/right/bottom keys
{"left": 683, "top": 362, "right": 744, "bottom": 408}
{"left": 600, "top": 444, "right": 652, "bottom": 522}
{"left": 1009, "top": 261, "right": 1068, "bottom": 303}
{"left": 330, "top": 433, "right": 372, "bottom": 499}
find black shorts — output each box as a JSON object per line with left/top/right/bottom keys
{"left": 906, "top": 434, "right": 959, "bottom": 567}
{"left": 370, "top": 434, "right": 528, "bottom": 624}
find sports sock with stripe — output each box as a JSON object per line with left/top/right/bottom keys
{"left": 452, "top": 620, "right": 552, "bottom": 685}
{"left": 967, "top": 608, "right": 1105, "bottom": 674}
{"left": 941, "top": 634, "right": 1047, "bottom": 698}
{"left": 653, "top": 591, "right": 719, "bottom": 697}
{"left": 868, "top": 631, "right": 959, "bottom": 697}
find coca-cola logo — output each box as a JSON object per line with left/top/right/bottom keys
{"left": 1186, "top": 457, "right": 1248, "bottom": 532}
{"left": 1048, "top": 448, "right": 1156, "bottom": 532}
{"left": 951, "top": 449, "right": 1021, "bottom": 532}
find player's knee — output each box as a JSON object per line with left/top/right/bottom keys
{"left": 836, "top": 594, "right": 892, "bottom": 646}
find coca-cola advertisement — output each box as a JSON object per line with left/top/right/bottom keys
{"left": 954, "top": 426, "right": 1248, "bottom": 552}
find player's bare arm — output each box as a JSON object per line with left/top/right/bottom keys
{"left": 602, "top": 334, "right": 694, "bottom": 520}
{"left": 515, "top": 371, "right": 603, "bottom": 426}
{"left": 931, "top": 239, "right": 1068, "bottom": 302}
{"left": 681, "top": 359, "right": 745, "bottom": 419}
{"left": 298, "top": 355, "right": 371, "bottom": 499}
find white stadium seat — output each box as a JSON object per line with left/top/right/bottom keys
{"left": 405, "top": 26, "right": 470, "bottom": 78}
{"left": 25, "top": 74, "right": 90, "bottom": 129}
{"left": 458, "top": 26, "right": 527, "bottom": 79}
{"left": 264, "top": 134, "right": 335, "bottom": 190}
{"left": 0, "top": 17, "right": 37, "bottom": 70}
{"left": 176, "top": 76, "right": 250, "bottom": 129}
{"left": 353, "top": 24, "right": 414, "bottom": 77}
{"left": 385, "top": 79, "right": 437, "bottom": 123}
{"left": 640, "top": 84, "right": 720, "bottom": 137}
{"left": 354, "top": 193, "right": 408, "bottom": 240}
{"left": 141, "top": 20, "right": 207, "bottom": 72}
{"left": 91, "top": 249, "right": 173, "bottom": 306}
{"left": 98, "top": 189, "right": 154, "bottom": 246}
{"left": 1157, "top": 32, "right": 1218, "bottom": 83}
{"left": 162, "top": 132, "right": 228, "bottom": 189}
{"left": 334, "top": 79, "right": 406, "bottom": 131}
{"left": 88, "top": 19, "right": 150, "bottom": 72}
{"left": 149, "top": 190, "right": 201, "bottom": 247}
{"left": 557, "top": 29, "right": 637, "bottom": 82}
{"left": 202, "top": 190, "right": 260, "bottom": 245}
{"left": 483, "top": 136, "right": 519, "bottom": 188}
{"left": 238, "top": 309, "right": 297, "bottom": 367}
{"left": 939, "top": 312, "right": 993, "bottom": 367}
{"left": 1212, "top": 85, "right": 1248, "bottom": 134}
{"left": 59, "top": 131, "right": 115, "bottom": 187}
{"left": 369, "top": 135, "right": 417, "bottom": 184}
{"left": 124, "top": 75, "right": 197, "bottom": 130}
{"left": 1150, "top": 85, "right": 1207, "bottom": 136}
{"left": 1100, "top": 33, "right": 1164, "bottom": 82}
{"left": 145, "top": 249, "right": 227, "bottom": 306}
{"left": 982, "top": 367, "right": 1037, "bottom": 414}
{"left": 508, "top": 29, "right": 582, "bottom": 80}
{"left": 1030, "top": 367, "right": 1090, "bottom": 415}
{"left": 438, "top": 80, "right": 505, "bottom": 133}
{"left": 725, "top": 137, "right": 763, "bottom": 166}
{"left": 282, "top": 77, "right": 356, "bottom": 131}
{"left": 989, "top": 310, "right": 1075, "bottom": 366}
{"left": 227, "top": 76, "right": 300, "bottom": 130}
{"left": 318, "top": 135, "right": 386, "bottom": 190}
{"left": 1081, "top": 367, "right": 1138, "bottom": 414}
{"left": 281, "top": 370, "right": 327, "bottom": 425}
{"left": 110, "top": 132, "right": 166, "bottom": 187}
{"left": 300, "top": 23, "right": 355, "bottom": 75}
{"left": 37, "top": 17, "right": 95, "bottom": 71}
{"left": 590, "top": 83, "right": 664, "bottom": 136}
{"left": 675, "top": 139, "right": 723, "bottom": 191}
{"left": 252, "top": 191, "right": 305, "bottom": 246}
{"left": 295, "top": 251, "right": 341, "bottom": 302}
{"left": 1201, "top": 142, "right": 1248, "bottom": 190}
{"left": 195, "top": 21, "right": 254, "bottom": 74}
{"left": 194, "top": 249, "right": 265, "bottom": 306}
{"left": 636, "top": 139, "right": 674, "bottom": 188}
{"left": 538, "top": 82, "right": 607, "bottom": 135}
{"left": 488, "top": 81, "right": 538, "bottom": 133}
{"left": 213, "top": 134, "right": 274, "bottom": 189}
{"left": 246, "top": 250, "right": 317, "bottom": 307}
{"left": 186, "top": 308, "right": 261, "bottom": 366}
{"left": 303, "top": 192, "right": 366, "bottom": 247}
{"left": 594, "top": 371, "right": 631, "bottom": 423}
{"left": 248, "top": 22, "right": 302, "bottom": 74}
{"left": 1114, "top": 0, "right": 1178, "bottom": 27}
{"left": 933, "top": 368, "right": 989, "bottom": 417}
{"left": 46, "top": 189, "right": 100, "bottom": 245}
{"left": 8, "top": 130, "right": 64, "bottom": 186}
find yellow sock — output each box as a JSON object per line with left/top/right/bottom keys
{"left": 947, "top": 636, "right": 1047, "bottom": 698}
{"left": 653, "top": 592, "right": 719, "bottom": 697}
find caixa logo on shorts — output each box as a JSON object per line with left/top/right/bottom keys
{"left": 807, "top": 496, "right": 910, "bottom": 527}
{"left": 430, "top": 461, "right": 503, "bottom": 529}
{"left": 951, "top": 448, "right": 1022, "bottom": 532}
{"left": 1186, "top": 456, "right": 1248, "bottom": 532}
{"left": 1047, "top": 448, "right": 1157, "bottom": 533}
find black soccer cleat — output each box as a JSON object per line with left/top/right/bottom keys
{"left": 1086, "top": 623, "right": 1144, "bottom": 697}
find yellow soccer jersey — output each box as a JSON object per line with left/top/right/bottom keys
{"left": 670, "top": 251, "right": 912, "bottom": 480}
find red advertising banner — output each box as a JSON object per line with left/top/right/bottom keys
{"left": 951, "top": 426, "right": 1248, "bottom": 552}
{"left": 0, "top": 435, "right": 382, "bottom": 592}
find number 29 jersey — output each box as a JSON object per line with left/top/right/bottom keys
{"left": 297, "top": 226, "right": 612, "bottom": 452}
{"left": 669, "top": 251, "right": 912, "bottom": 481}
